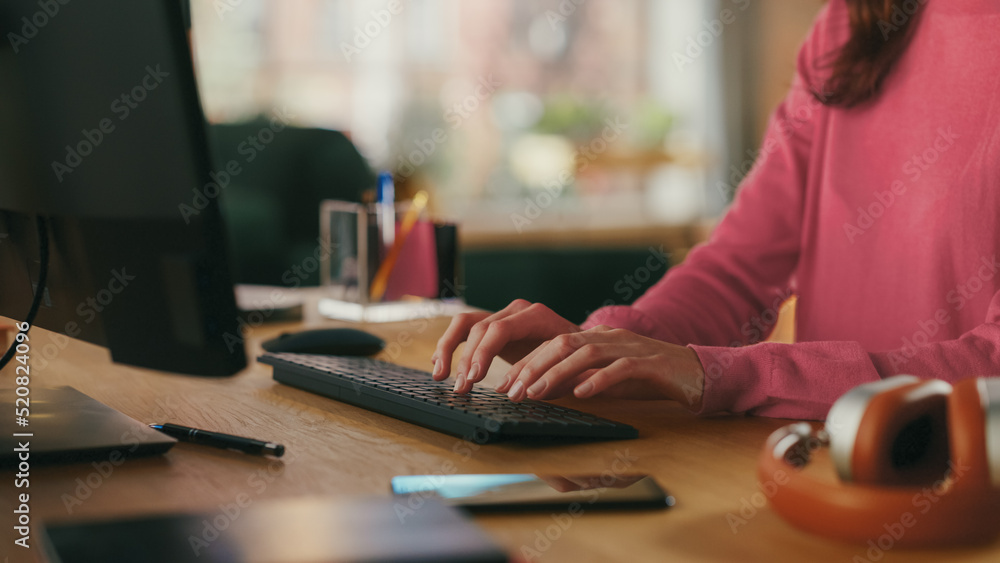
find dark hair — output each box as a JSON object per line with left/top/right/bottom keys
{"left": 816, "top": 0, "right": 925, "bottom": 107}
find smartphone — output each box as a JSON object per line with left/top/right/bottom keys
{"left": 391, "top": 473, "right": 674, "bottom": 512}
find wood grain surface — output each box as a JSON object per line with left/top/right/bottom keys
{"left": 2, "top": 315, "right": 998, "bottom": 562}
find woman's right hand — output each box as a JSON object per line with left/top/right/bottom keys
{"left": 430, "top": 299, "right": 581, "bottom": 394}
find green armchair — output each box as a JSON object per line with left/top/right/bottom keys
{"left": 207, "top": 120, "right": 375, "bottom": 286}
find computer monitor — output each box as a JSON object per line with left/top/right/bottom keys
{"left": 0, "top": 0, "right": 246, "bottom": 376}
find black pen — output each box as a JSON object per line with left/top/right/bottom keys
{"left": 150, "top": 423, "right": 285, "bottom": 457}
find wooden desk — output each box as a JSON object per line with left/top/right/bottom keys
{"left": 2, "top": 317, "right": 998, "bottom": 562}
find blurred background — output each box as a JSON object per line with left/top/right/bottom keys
{"left": 189, "top": 0, "right": 823, "bottom": 329}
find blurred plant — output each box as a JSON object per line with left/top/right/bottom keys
{"left": 629, "top": 99, "right": 673, "bottom": 150}
{"left": 533, "top": 96, "right": 672, "bottom": 150}
{"left": 533, "top": 96, "right": 611, "bottom": 141}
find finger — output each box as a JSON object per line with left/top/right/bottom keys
{"left": 454, "top": 300, "right": 531, "bottom": 392}
{"left": 496, "top": 342, "right": 548, "bottom": 393}
{"left": 564, "top": 476, "right": 595, "bottom": 490}
{"left": 536, "top": 369, "right": 596, "bottom": 399}
{"left": 431, "top": 312, "right": 488, "bottom": 380}
{"left": 524, "top": 342, "right": 627, "bottom": 400}
{"left": 505, "top": 332, "right": 592, "bottom": 402}
{"left": 541, "top": 476, "right": 581, "bottom": 493}
{"left": 506, "top": 329, "right": 625, "bottom": 400}
{"left": 499, "top": 359, "right": 592, "bottom": 398}
{"left": 574, "top": 357, "right": 638, "bottom": 398}
{"left": 465, "top": 315, "right": 535, "bottom": 384}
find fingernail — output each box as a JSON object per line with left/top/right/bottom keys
{"left": 454, "top": 373, "right": 465, "bottom": 393}
{"left": 508, "top": 380, "right": 525, "bottom": 401}
{"left": 575, "top": 381, "right": 594, "bottom": 398}
{"left": 495, "top": 375, "right": 510, "bottom": 393}
{"left": 528, "top": 380, "right": 546, "bottom": 397}
{"left": 468, "top": 362, "right": 481, "bottom": 383}
{"left": 432, "top": 358, "right": 443, "bottom": 378}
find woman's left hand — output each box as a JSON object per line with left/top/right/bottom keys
{"left": 495, "top": 325, "right": 705, "bottom": 410}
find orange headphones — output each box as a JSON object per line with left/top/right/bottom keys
{"left": 759, "top": 375, "right": 1000, "bottom": 546}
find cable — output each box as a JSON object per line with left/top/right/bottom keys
{"left": 0, "top": 216, "right": 49, "bottom": 372}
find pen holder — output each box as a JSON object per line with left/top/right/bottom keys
{"left": 319, "top": 200, "right": 461, "bottom": 322}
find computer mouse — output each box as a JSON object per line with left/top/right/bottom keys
{"left": 262, "top": 328, "right": 386, "bottom": 357}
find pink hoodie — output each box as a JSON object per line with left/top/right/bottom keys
{"left": 583, "top": 0, "right": 1000, "bottom": 419}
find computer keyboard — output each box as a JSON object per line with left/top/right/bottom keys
{"left": 260, "top": 353, "right": 638, "bottom": 443}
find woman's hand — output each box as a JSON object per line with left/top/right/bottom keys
{"left": 496, "top": 324, "right": 705, "bottom": 409}
{"left": 431, "top": 299, "right": 705, "bottom": 409}
{"left": 430, "top": 299, "right": 581, "bottom": 393}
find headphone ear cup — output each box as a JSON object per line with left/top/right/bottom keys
{"left": 759, "top": 428, "right": 1000, "bottom": 546}
{"left": 948, "top": 378, "right": 991, "bottom": 489}
{"left": 761, "top": 378, "right": 1000, "bottom": 545}
{"left": 850, "top": 380, "right": 952, "bottom": 486}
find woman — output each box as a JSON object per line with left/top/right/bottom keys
{"left": 432, "top": 0, "right": 1000, "bottom": 419}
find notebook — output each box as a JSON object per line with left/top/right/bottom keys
{"left": 0, "top": 386, "right": 175, "bottom": 468}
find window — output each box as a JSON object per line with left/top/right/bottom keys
{"left": 192, "top": 0, "right": 737, "bottom": 231}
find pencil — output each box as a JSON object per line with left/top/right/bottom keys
{"left": 369, "top": 190, "right": 430, "bottom": 302}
